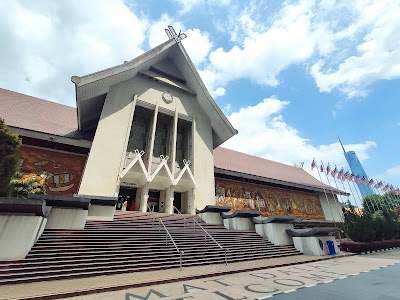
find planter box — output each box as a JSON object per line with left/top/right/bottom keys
{"left": 340, "top": 240, "right": 400, "bottom": 253}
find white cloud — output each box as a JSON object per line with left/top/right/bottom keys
{"left": 222, "top": 96, "right": 376, "bottom": 173}
{"left": 202, "top": 0, "right": 316, "bottom": 92}
{"left": 199, "top": 0, "right": 400, "bottom": 98}
{"left": 309, "top": 0, "right": 400, "bottom": 97}
{"left": 386, "top": 165, "right": 400, "bottom": 177}
{"left": 148, "top": 15, "right": 213, "bottom": 67}
{"left": 0, "top": 0, "right": 148, "bottom": 106}
{"left": 174, "top": 0, "right": 231, "bottom": 14}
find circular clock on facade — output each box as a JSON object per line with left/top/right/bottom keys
{"left": 162, "top": 91, "right": 173, "bottom": 104}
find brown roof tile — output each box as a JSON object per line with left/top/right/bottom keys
{"left": 0, "top": 88, "right": 92, "bottom": 140}
{"left": 214, "top": 147, "right": 342, "bottom": 193}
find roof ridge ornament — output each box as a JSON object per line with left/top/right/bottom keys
{"left": 165, "top": 25, "right": 187, "bottom": 43}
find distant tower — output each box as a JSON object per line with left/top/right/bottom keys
{"left": 339, "top": 137, "right": 374, "bottom": 198}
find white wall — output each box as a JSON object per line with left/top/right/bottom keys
{"left": 319, "top": 193, "right": 344, "bottom": 222}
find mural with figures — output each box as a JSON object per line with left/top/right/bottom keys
{"left": 19, "top": 146, "right": 87, "bottom": 196}
{"left": 215, "top": 178, "right": 325, "bottom": 219}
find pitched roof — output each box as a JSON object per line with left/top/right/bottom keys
{"left": 214, "top": 147, "right": 345, "bottom": 194}
{"left": 71, "top": 38, "right": 237, "bottom": 147}
{"left": 0, "top": 88, "right": 92, "bottom": 140}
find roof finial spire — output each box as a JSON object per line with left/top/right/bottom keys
{"left": 338, "top": 135, "right": 346, "bottom": 153}
{"left": 165, "top": 25, "right": 187, "bottom": 43}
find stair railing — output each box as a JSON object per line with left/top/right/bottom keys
{"left": 159, "top": 218, "right": 184, "bottom": 270}
{"left": 173, "top": 206, "right": 187, "bottom": 228}
{"left": 193, "top": 218, "right": 228, "bottom": 266}
{"left": 147, "top": 204, "right": 156, "bottom": 227}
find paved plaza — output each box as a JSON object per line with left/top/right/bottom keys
{"left": 64, "top": 250, "right": 398, "bottom": 300}
{"left": 1, "top": 249, "right": 398, "bottom": 300}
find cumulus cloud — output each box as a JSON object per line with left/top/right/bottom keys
{"left": 0, "top": 0, "right": 148, "bottom": 106}
{"left": 200, "top": 0, "right": 400, "bottom": 98}
{"left": 148, "top": 14, "right": 213, "bottom": 67}
{"left": 222, "top": 96, "right": 376, "bottom": 173}
{"left": 386, "top": 165, "right": 400, "bottom": 178}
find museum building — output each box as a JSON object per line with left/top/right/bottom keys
{"left": 0, "top": 38, "right": 344, "bottom": 222}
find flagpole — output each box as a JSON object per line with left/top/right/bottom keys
{"left": 376, "top": 182, "right": 395, "bottom": 210}
{"left": 315, "top": 161, "right": 337, "bottom": 225}
{"left": 322, "top": 161, "right": 344, "bottom": 223}
{"left": 351, "top": 175, "right": 373, "bottom": 213}
{"left": 331, "top": 170, "right": 349, "bottom": 216}
{"left": 384, "top": 182, "right": 399, "bottom": 208}
{"left": 371, "top": 183, "right": 393, "bottom": 211}
{"left": 365, "top": 177, "right": 381, "bottom": 212}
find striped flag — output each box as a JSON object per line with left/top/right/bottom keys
{"left": 320, "top": 163, "right": 324, "bottom": 173}
{"left": 331, "top": 165, "right": 338, "bottom": 177}
{"left": 311, "top": 158, "right": 317, "bottom": 170}
{"left": 361, "top": 176, "right": 367, "bottom": 185}
{"left": 374, "top": 181, "right": 383, "bottom": 189}
{"left": 382, "top": 184, "right": 389, "bottom": 192}
{"left": 349, "top": 173, "right": 355, "bottom": 181}
{"left": 338, "top": 168, "right": 344, "bottom": 180}
{"left": 343, "top": 171, "right": 350, "bottom": 181}
{"left": 326, "top": 163, "right": 331, "bottom": 175}
{"left": 367, "top": 178, "right": 374, "bottom": 187}
{"left": 354, "top": 174, "right": 360, "bottom": 183}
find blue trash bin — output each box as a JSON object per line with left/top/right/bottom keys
{"left": 326, "top": 240, "right": 336, "bottom": 255}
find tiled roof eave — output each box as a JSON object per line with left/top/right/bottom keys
{"left": 214, "top": 167, "right": 348, "bottom": 196}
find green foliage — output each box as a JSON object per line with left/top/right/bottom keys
{"left": 343, "top": 200, "right": 400, "bottom": 242}
{"left": 364, "top": 193, "right": 399, "bottom": 213}
{"left": 0, "top": 118, "right": 21, "bottom": 197}
{"left": 9, "top": 172, "right": 46, "bottom": 198}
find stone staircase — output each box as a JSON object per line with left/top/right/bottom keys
{"left": 0, "top": 211, "right": 301, "bottom": 285}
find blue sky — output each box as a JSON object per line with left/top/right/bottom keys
{"left": 0, "top": 0, "right": 399, "bottom": 195}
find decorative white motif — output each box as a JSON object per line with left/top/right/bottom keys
{"left": 162, "top": 91, "right": 173, "bottom": 104}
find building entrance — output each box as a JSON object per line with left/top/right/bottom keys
{"left": 118, "top": 187, "right": 137, "bottom": 211}
{"left": 173, "top": 192, "right": 182, "bottom": 213}
{"left": 148, "top": 191, "right": 160, "bottom": 212}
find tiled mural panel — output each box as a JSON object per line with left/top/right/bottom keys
{"left": 19, "top": 146, "right": 87, "bottom": 196}
{"left": 215, "top": 178, "right": 325, "bottom": 219}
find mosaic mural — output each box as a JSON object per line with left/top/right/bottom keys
{"left": 215, "top": 178, "right": 325, "bottom": 219}
{"left": 19, "top": 146, "right": 87, "bottom": 196}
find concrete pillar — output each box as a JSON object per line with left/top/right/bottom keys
{"left": 164, "top": 187, "right": 174, "bottom": 214}
{"left": 146, "top": 104, "right": 159, "bottom": 173}
{"left": 187, "top": 188, "right": 195, "bottom": 215}
{"left": 169, "top": 109, "right": 178, "bottom": 176}
{"left": 78, "top": 90, "right": 137, "bottom": 197}
{"left": 138, "top": 184, "right": 149, "bottom": 212}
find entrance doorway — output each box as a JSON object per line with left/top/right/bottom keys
{"left": 148, "top": 190, "right": 160, "bottom": 212}
{"left": 118, "top": 187, "right": 137, "bottom": 211}
{"left": 173, "top": 192, "right": 182, "bottom": 213}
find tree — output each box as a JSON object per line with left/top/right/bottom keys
{"left": 10, "top": 172, "right": 46, "bottom": 198}
{"left": 0, "top": 118, "right": 21, "bottom": 197}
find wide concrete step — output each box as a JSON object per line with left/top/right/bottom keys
{"left": 0, "top": 252, "right": 301, "bottom": 285}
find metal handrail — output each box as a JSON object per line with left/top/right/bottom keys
{"left": 173, "top": 206, "right": 187, "bottom": 228}
{"left": 193, "top": 218, "right": 228, "bottom": 265}
{"left": 159, "top": 218, "right": 184, "bottom": 270}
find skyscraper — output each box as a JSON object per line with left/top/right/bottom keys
{"left": 339, "top": 138, "right": 374, "bottom": 198}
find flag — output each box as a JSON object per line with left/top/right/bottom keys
{"left": 343, "top": 171, "right": 350, "bottom": 181}
{"left": 326, "top": 163, "right": 331, "bottom": 175}
{"left": 374, "top": 181, "right": 383, "bottom": 189}
{"left": 389, "top": 185, "right": 395, "bottom": 193}
{"left": 338, "top": 168, "right": 344, "bottom": 180}
{"left": 361, "top": 176, "right": 367, "bottom": 185}
{"left": 331, "top": 165, "right": 338, "bottom": 177}
{"left": 349, "top": 173, "right": 355, "bottom": 181}
{"left": 354, "top": 174, "right": 360, "bottom": 183}
{"left": 320, "top": 163, "right": 324, "bottom": 173}
{"left": 382, "top": 184, "right": 389, "bottom": 192}
{"left": 311, "top": 158, "right": 317, "bottom": 170}
{"left": 367, "top": 178, "right": 374, "bottom": 187}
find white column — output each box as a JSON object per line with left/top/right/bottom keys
{"left": 169, "top": 109, "right": 178, "bottom": 176}
{"left": 146, "top": 104, "right": 159, "bottom": 173}
{"left": 164, "top": 187, "right": 175, "bottom": 214}
{"left": 138, "top": 184, "right": 149, "bottom": 212}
